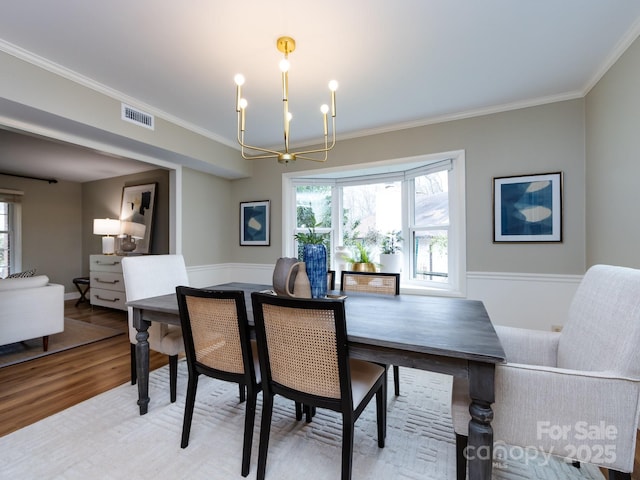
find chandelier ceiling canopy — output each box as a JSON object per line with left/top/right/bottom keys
{"left": 234, "top": 36, "right": 338, "bottom": 164}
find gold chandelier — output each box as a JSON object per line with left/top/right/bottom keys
{"left": 234, "top": 36, "right": 338, "bottom": 164}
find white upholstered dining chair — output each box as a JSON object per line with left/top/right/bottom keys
{"left": 451, "top": 264, "right": 640, "bottom": 480}
{"left": 122, "top": 254, "right": 189, "bottom": 403}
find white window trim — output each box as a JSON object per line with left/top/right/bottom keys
{"left": 282, "top": 150, "right": 466, "bottom": 297}
{"left": 0, "top": 200, "right": 23, "bottom": 275}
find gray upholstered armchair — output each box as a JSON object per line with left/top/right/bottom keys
{"left": 452, "top": 264, "right": 640, "bottom": 480}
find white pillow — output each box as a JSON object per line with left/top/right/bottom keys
{"left": 0, "top": 275, "right": 50, "bottom": 291}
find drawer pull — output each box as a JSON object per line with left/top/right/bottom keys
{"left": 95, "top": 278, "right": 120, "bottom": 285}
{"left": 94, "top": 295, "right": 120, "bottom": 303}
{"left": 95, "top": 260, "right": 121, "bottom": 266}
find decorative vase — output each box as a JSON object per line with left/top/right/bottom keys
{"left": 335, "top": 245, "right": 350, "bottom": 278}
{"left": 303, "top": 243, "right": 327, "bottom": 298}
{"left": 379, "top": 253, "right": 402, "bottom": 273}
{"left": 272, "top": 257, "right": 300, "bottom": 296}
{"left": 350, "top": 262, "right": 377, "bottom": 273}
{"left": 292, "top": 262, "right": 312, "bottom": 298}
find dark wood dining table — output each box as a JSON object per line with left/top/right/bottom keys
{"left": 128, "top": 282, "right": 505, "bottom": 480}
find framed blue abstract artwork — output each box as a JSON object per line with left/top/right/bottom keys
{"left": 240, "top": 200, "right": 270, "bottom": 246}
{"left": 493, "top": 172, "right": 563, "bottom": 242}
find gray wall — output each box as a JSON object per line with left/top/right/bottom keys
{"left": 5, "top": 34, "right": 640, "bottom": 281}
{"left": 0, "top": 174, "right": 82, "bottom": 291}
{"left": 586, "top": 36, "right": 640, "bottom": 268}
{"left": 0, "top": 49, "right": 251, "bottom": 180}
{"left": 230, "top": 99, "right": 586, "bottom": 274}
{"left": 0, "top": 168, "right": 170, "bottom": 292}
{"left": 181, "top": 167, "right": 233, "bottom": 267}
{"left": 82, "top": 169, "right": 171, "bottom": 273}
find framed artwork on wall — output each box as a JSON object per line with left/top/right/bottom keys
{"left": 119, "top": 183, "right": 157, "bottom": 254}
{"left": 493, "top": 172, "right": 563, "bottom": 243}
{"left": 240, "top": 200, "right": 270, "bottom": 246}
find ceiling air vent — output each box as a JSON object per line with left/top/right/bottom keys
{"left": 121, "top": 104, "right": 154, "bottom": 130}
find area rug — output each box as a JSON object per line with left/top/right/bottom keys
{"left": 0, "top": 362, "right": 604, "bottom": 480}
{"left": 0, "top": 318, "right": 124, "bottom": 367}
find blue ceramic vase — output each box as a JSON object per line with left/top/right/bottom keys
{"left": 303, "top": 243, "right": 327, "bottom": 298}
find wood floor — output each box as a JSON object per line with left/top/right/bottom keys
{"left": 0, "top": 300, "right": 638, "bottom": 479}
{"left": 0, "top": 300, "right": 168, "bottom": 438}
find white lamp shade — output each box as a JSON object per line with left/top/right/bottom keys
{"left": 120, "top": 221, "right": 146, "bottom": 239}
{"left": 93, "top": 218, "right": 121, "bottom": 235}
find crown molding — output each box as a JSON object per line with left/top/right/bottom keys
{"left": 0, "top": 38, "right": 237, "bottom": 150}
{"left": 334, "top": 90, "right": 585, "bottom": 143}
{"left": 582, "top": 16, "right": 640, "bottom": 95}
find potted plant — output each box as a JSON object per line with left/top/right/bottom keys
{"left": 293, "top": 227, "right": 326, "bottom": 246}
{"left": 294, "top": 226, "right": 328, "bottom": 298}
{"left": 379, "top": 230, "right": 403, "bottom": 273}
{"left": 343, "top": 241, "right": 377, "bottom": 272}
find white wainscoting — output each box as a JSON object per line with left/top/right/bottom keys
{"left": 186, "top": 263, "right": 274, "bottom": 289}
{"left": 186, "top": 264, "right": 583, "bottom": 332}
{"left": 467, "top": 271, "right": 582, "bottom": 331}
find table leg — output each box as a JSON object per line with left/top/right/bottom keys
{"left": 133, "top": 307, "right": 150, "bottom": 415}
{"left": 467, "top": 361, "right": 495, "bottom": 480}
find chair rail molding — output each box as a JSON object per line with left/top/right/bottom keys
{"left": 186, "top": 263, "right": 274, "bottom": 289}
{"left": 187, "top": 263, "right": 582, "bottom": 333}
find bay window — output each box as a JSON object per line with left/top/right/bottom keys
{"left": 285, "top": 151, "right": 466, "bottom": 296}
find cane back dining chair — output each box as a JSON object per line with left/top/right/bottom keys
{"left": 122, "top": 254, "right": 188, "bottom": 403}
{"left": 328, "top": 270, "right": 336, "bottom": 291}
{"left": 251, "top": 292, "right": 387, "bottom": 480}
{"left": 340, "top": 271, "right": 402, "bottom": 396}
{"left": 175, "top": 286, "right": 261, "bottom": 477}
{"left": 451, "top": 264, "right": 640, "bottom": 480}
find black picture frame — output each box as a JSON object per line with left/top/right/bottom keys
{"left": 493, "top": 172, "right": 563, "bottom": 243}
{"left": 240, "top": 200, "right": 270, "bottom": 246}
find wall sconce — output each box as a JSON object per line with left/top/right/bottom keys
{"left": 93, "top": 218, "right": 121, "bottom": 255}
{"left": 119, "top": 221, "right": 146, "bottom": 253}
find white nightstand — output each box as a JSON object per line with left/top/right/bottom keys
{"left": 89, "top": 254, "right": 127, "bottom": 310}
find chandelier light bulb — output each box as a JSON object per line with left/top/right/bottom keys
{"left": 234, "top": 74, "right": 245, "bottom": 86}
{"left": 320, "top": 104, "right": 329, "bottom": 114}
{"left": 279, "top": 59, "right": 290, "bottom": 73}
{"left": 239, "top": 98, "right": 248, "bottom": 109}
{"left": 328, "top": 80, "right": 338, "bottom": 91}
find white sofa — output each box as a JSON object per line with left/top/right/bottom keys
{"left": 0, "top": 275, "right": 65, "bottom": 350}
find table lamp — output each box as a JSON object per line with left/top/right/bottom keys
{"left": 119, "top": 221, "right": 146, "bottom": 253}
{"left": 93, "top": 218, "right": 121, "bottom": 254}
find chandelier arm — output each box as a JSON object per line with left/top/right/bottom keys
{"left": 291, "top": 138, "right": 336, "bottom": 156}
{"left": 239, "top": 141, "right": 283, "bottom": 157}
{"left": 239, "top": 142, "right": 279, "bottom": 159}
{"left": 295, "top": 153, "right": 328, "bottom": 162}
{"left": 241, "top": 151, "right": 278, "bottom": 160}
{"left": 237, "top": 126, "right": 285, "bottom": 157}
{"left": 288, "top": 122, "right": 336, "bottom": 156}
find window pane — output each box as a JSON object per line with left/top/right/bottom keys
{"left": 413, "top": 229, "right": 448, "bottom": 282}
{"left": 0, "top": 202, "right": 7, "bottom": 230}
{"left": 295, "top": 186, "right": 332, "bottom": 265}
{"left": 0, "top": 202, "right": 8, "bottom": 278}
{"left": 342, "top": 181, "right": 401, "bottom": 260}
{"left": 414, "top": 170, "right": 449, "bottom": 226}
{"left": 296, "top": 185, "right": 332, "bottom": 228}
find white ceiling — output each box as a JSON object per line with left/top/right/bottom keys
{"left": 1, "top": 0, "right": 640, "bottom": 182}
